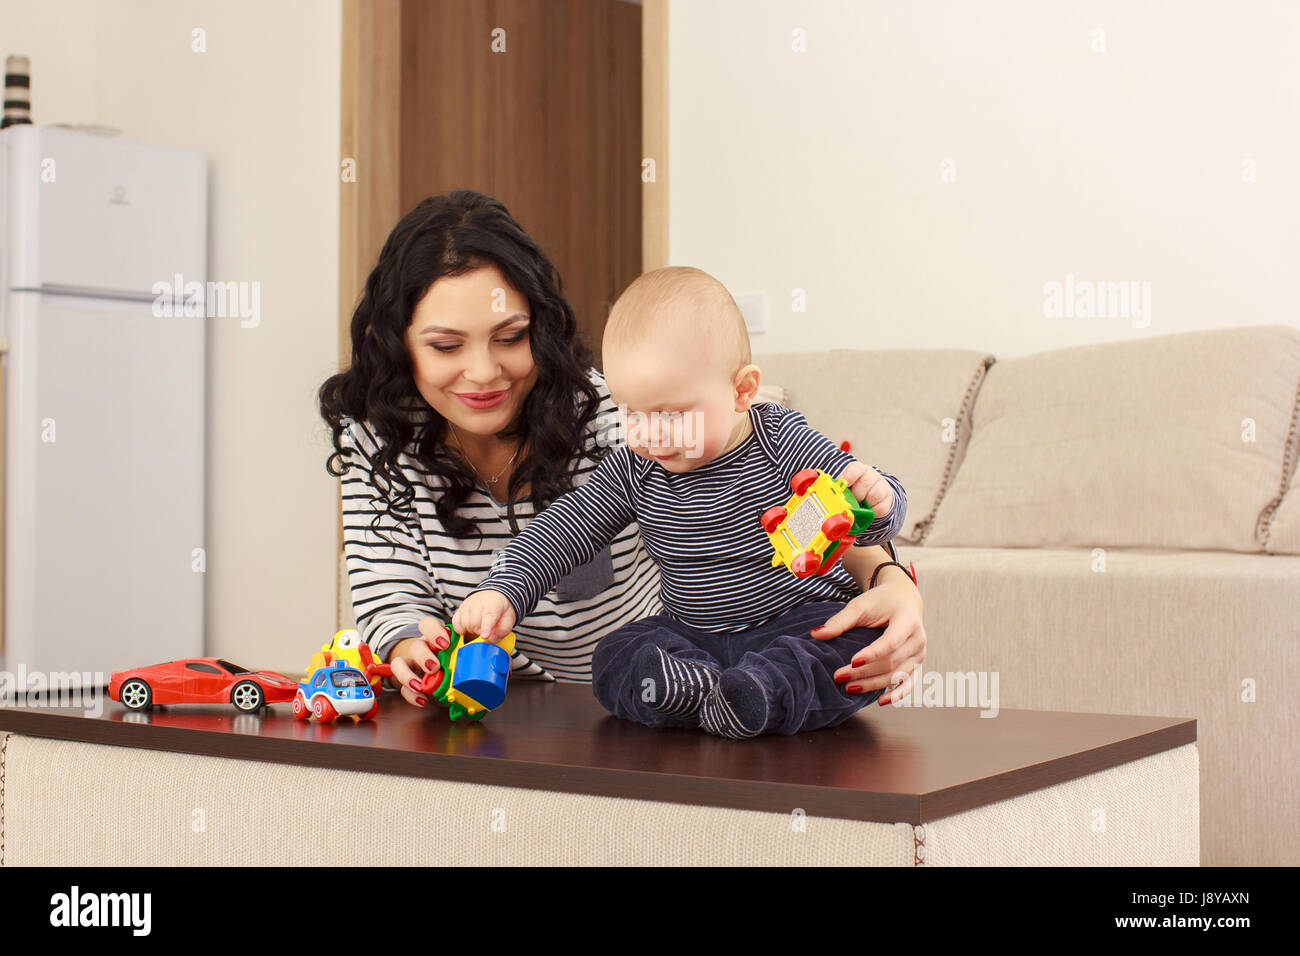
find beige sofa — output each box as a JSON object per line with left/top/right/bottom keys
{"left": 759, "top": 324, "right": 1300, "bottom": 867}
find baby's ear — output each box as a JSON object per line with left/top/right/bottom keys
{"left": 733, "top": 363, "right": 762, "bottom": 409}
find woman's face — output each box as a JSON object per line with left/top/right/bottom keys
{"left": 405, "top": 264, "right": 538, "bottom": 438}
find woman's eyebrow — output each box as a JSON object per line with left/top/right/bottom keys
{"left": 417, "top": 313, "right": 529, "bottom": 336}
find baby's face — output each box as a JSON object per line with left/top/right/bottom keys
{"left": 604, "top": 341, "right": 746, "bottom": 473}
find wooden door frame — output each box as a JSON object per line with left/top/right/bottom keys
{"left": 335, "top": 0, "right": 668, "bottom": 626}
{"left": 337, "top": 0, "right": 402, "bottom": 615}
{"left": 642, "top": 0, "right": 669, "bottom": 272}
{"left": 339, "top": 0, "right": 402, "bottom": 369}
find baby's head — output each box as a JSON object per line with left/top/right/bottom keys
{"left": 603, "top": 266, "right": 760, "bottom": 472}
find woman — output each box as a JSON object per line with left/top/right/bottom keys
{"left": 318, "top": 190, "right": 926, "bottom": 709}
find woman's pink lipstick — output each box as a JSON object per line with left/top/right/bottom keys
{"left": 454, "top": 390, "right": 508, "bottom": 409}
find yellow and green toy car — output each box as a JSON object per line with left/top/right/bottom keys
{"left": 436, "top": 625, "right": 517, "bottom": 721}
{"left": 761, "top": 468, "right": 874, "bottom": 578}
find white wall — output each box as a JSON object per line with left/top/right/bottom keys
{"left": 1, "top": 0, "right": 342, "bottom": 671}
{"left": 667, "top": 0, "right": 1300, "bottom": 357}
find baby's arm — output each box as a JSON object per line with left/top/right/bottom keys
{"left": 459, "top": 447, "right": 638, "bottom": 632}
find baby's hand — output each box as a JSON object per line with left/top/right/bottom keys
{"left": 452, "top": 589, "right": 518, "bottom": 644}
{"left": 838, "top": 460, "right": 894, "bottom": 519}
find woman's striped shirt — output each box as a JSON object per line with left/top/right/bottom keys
{"left": 340, "top": 367, "right": 662, "bottom": 682}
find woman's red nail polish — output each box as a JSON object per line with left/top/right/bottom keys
{"left": 408, "top": 679, "right": 421, "bottom": 691}
{"left": 833, "top": 673, "right": 849, "bottom": 684}
{"left": 851, "top": 658, "right": 865, "bottom": 667}
{"left": 415, "top": 696, "right": 427, "bottom": 707}
{"left": 845, "top": 684, "right": 861, "bottom": 694}
{"left": 879, "top": 696, "right": 891, "bottom": 706}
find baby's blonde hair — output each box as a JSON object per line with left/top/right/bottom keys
{"left": 604, "top": 266, "right": 751, "bottom": 378}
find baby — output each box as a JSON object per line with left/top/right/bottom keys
{"left": 453, "top": 266, "right": 908, "bottom": 738}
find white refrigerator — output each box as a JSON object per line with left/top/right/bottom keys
{"left": 0, "top": 125, "right": 207, "bottom": 690}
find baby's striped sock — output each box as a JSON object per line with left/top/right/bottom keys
{"left": 698, "top": 668, "right": 769, "bottom": 740}
{"left": 632, "top": 644, "right": 720, "bottom": 718}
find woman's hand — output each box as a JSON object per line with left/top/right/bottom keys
{"left": 452, "top": 588, "right": 518, "bottom": 645}
{"left": 388, "top": 617, "right": 452, "bottom": 708}
{"left": 812, "top": 567, "right": 925, "bottom": 705}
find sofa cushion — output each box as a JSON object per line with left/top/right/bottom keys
{"left": 924, "top": 326, "right": 1300, "bottom": 552}
{"left": 757, "top": 349, "right": 995, "bottom": 544}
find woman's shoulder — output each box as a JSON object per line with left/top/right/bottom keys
{"left": 568, "top": 368, "right": 626, "bottom": 470}
{"left": 578, "top": 366, "right": 619, "bottom": 430}
{"left": 339, "top": 416, "right": 432, "bottom": 485}
{"left": 339, "top": 416, "right": 378, "bottom": 460}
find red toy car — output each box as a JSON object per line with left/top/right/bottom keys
{"left": 108, "top": 658, "right": 299, "bottom": 713}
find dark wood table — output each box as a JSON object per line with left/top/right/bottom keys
{"left": 0, "top": 681, "right": 1195, "bottom": 824}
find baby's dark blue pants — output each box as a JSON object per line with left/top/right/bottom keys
{"left": 590, "top": 600, "right": 887, "bottom": 735}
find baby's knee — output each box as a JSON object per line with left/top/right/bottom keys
{"left": 592, "top": 618, "right": 659, "bottom": 674}
{"left": 591, "top": 632, "right": 625, "bottom": 678}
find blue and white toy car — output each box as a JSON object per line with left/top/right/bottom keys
{"left": 292, "top": 659, "right": 378, "bottom": 723}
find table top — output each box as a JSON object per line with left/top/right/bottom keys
{"left": 0, "top": 680, "right": 1195, "bottom": 824}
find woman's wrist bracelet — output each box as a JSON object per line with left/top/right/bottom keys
{"left": 869, "top": 560, "right": 917, "bottom": 589}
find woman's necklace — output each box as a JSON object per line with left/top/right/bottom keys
{"left": 448, "top": 423, "right": 520, "bottom": 502}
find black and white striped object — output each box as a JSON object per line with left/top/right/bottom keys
{"left": 698, "top": 669, "right": 769, "bottom": 740}
{"left": 634, "top": 644, "right": 720, "bottom": 718}
{"left": 341, "top": 367, "right": 663, "bottom": 682}
{"left": 3, "top": 55, "right": 32, "bottom": 128}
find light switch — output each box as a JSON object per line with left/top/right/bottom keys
{"left": 735, "top": 291, "right": 768, "bottom": 334}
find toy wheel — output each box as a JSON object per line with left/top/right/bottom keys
{"left": 120, "top": 679, "right": 152, "bottom": 711}
{"left": 362, "top": 698, "right": 380, "bottom": 721}
{"left": 418, "top": 668, "right": 442, "bottom": 694}
{"left": 292, "top": 691, "right": 311, "bottom": 720}
{"left": 821, "top": 513, "right": 852, "bottom": 540}
{"left": 760, "top": 505, "right": 788, "bottom": 533}
{"left": 231, "top": 680, "right": 264, "bottom": 713}
{"left": 792, "top": 551, "right": 820, "bottom": 578}
{"left": 312, "top": 695, "right": 338, "bottom": 723}
{"left": 791, "top": 468, "right": 818, "bottom": 496}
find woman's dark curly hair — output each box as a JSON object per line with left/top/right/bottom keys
{"left": 318, "top": 190, "right": 604, "bottom": 547}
